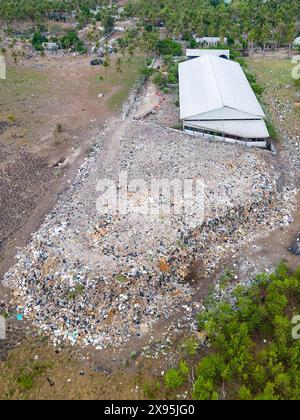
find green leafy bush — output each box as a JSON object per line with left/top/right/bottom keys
{"left": 194, "top": 265, "right": 300, "bottom": 400}
{"left": 266, "top": 121, "right": 279, "bottom": 140}
{"left": 181, "top": 337, "right": 199, "bottom": 357}
{"left": 295, "top": 78, "right": 300, "bottom": 88}
{"left": 60, "top": 31, "right": 85, "bottom": 53}
{"left": 32, "top": 32, "right": 48, "bottom": 51}
{"left": 153, "top": 72, "right": 168, "bottom": 89}
{"left": 164, "top": 361, "right": 189, "bottom": 390}
{"left": 164, "top": 369, "right": 185, "bottom": 389}
{"left": 193, "top": 376, "right": 219, "bottom": 400}
{"left": 155, "top": 39, "right": 182, "bottom": 57}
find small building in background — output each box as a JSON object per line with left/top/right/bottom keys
{"left": 193, "top": 36, "right": 228, "bottom": 46}
{"left": 179, "top": 55, "right": 270, "bottom": 148}
{"left": 186, "top": 49, "right": 230, "bottom": 60}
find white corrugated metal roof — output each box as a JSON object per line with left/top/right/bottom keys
{"left": 185, "top": 107, "right": 258, "bottom": 121}
{"left": 186, "top": 49, "right": 230, "bottom": 59}
{"left": 179, "top": 55, "right": 266, "bottom": 120}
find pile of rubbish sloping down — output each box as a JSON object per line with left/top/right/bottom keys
{"left": 3, "top": 119, "right": 296, "bottom": 349}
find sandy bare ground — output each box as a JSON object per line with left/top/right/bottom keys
{"left": 0, "top": 54, "right": 142, "bottom": 278}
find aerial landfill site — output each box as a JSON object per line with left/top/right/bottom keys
{"left": 3, "top": 88, "right": 297, "bottom": 349}
{"left": 1, "top": 0, "right": 300, "bottom": 403}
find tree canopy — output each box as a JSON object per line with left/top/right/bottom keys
{"left": 0, "top": 0, "right": 109, "bottom": 23}
{"left": 125, "top": 0, "right": 300, "bottom": 48}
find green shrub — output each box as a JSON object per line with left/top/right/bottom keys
{"left": 66, "top": 284, "right": 85, "bottom": 300}
{"left": 251, "top": 82, "right": 265, "bottom": 97}
{"left": 193, "top": 376, "right": 218, "bottom": 400}
{"left": 153, "top": 72, "right": 168, "bottom": 89}
{"left": 182, "top": 337, "right": 199, "bottom": 357}
{"left": 194, "top": 265, "right": 300, "bottom": 400}
{"left": 266, "top": 121, "right": 278, "bottom": 140}
{"left": 60, "top": 31, "right": 85, "bottom": 53}
{"left": 140, "top": 66, "right": 156, "bottom": 78}
{"left": 219, "top": 269, "right": 234, "bottom": 289}
{"left": 17, "top": 373, "right": 34, "bottom": 390}
{"left": 165, "top": 368, "right": 185, "bottom": 389}
{"left": 239, "top": 385, "right": 253, "bottom": 400}
{"left": 7, "top": 114, "right": 17, "bottom": 123}
{"left": 155, "top": 39, "right": 182, "bottom": 57}
{"left": 32, "top": 32, "right": 48, "bottom": 51}
{"left": 164, "top": 359, "right": 189, "bottom": 390}
{"left": 179, "top": 360, "right": 189, "bottom": 376}
{"left": 16, "top": 361, "right": 52, "bottom": 391}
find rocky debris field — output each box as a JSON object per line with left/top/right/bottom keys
{"left": 2, "top": 88, "right": 297, "bottom": 350}
{"left": 140, "top": 91, "right": 180, "bottom": 129}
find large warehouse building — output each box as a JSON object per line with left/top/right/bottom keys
{"left": 179, "top": 55, "right": 270, "bottom": 147}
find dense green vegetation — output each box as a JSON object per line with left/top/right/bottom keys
{"left": 163, "top": 263, "right": 300, "bottom": 400}
{"left": 60, "top": 30, "right": 86, "bottom": 51}
{"left": 126, "top": 0, "right": 300, "bottom": 51}
{"left": 1, "top": 1, "right": 299, "bottom": 52}
{"left": 31, "top": 29, "right": 86, "bottom": 52}
{"left": 0, "top": 1, "right": 120, "bottom": 32}
{"left": 155, "top": 39, "right": 182, "bottom": 57}
{"left": 0, "top": 1, "right": 107, "bottom": 22}
{"left": 31, "top": 31, "right": 48, "bottom": 51}
{"left": 151, "top": 55, "right": 181, "bottom": 91}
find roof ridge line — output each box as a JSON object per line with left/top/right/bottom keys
{"left": 208, "top": 55, "right": 224, "bottom": 109}
{"left": 224, "top": 105, "right": 265, "bottom": 119}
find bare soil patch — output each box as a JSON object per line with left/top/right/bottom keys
{"left": 0, "top": 54, "right": 143, "bottom": 277}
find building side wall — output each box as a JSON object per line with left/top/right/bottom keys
{"left": 183, "top": 118, "right": 269, "bottom": 140}
{"left": 183, "top": 124, "right": 268, "bottom": 149}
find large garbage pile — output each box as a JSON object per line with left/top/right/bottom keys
{"left": 3, "top": 119, "right": 296, "bottom": 349}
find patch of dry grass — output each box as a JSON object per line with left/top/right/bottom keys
{"left": 89, "top": 56, "right": 144, "bottom": 111}
{"left": 248, "top": 57, "right": 300, "bottom": 139}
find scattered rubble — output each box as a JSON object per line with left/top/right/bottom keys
{"left": 141, "top": 91, "right": 180, "bottom": 129}
{"left": 2, "top": 86, "right": 298, "bottom": 350}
